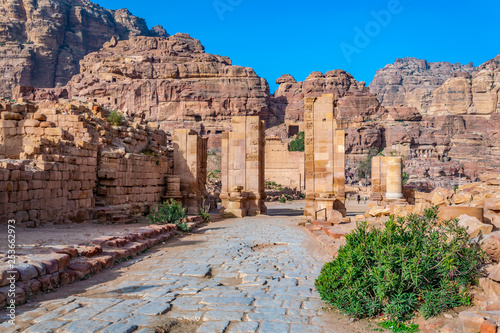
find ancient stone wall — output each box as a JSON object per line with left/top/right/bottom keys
{"left": 220, "top": 116, "right": 266, "bottom": 218}
{"left": 0, "top": 99, "right": 173, "bottom": 225}
{"left": 95, "top": 152, "right": 171, "bottom": 221}
{"left": 264, "top": 136, "right": 304, "bottom": 189}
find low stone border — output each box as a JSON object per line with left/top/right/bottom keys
{"left": 0, "top": 216, "right": 204, "bottom": 307}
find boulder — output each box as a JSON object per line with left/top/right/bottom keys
{"left": 327, "top": 210, "right": 343, "bottom": 224}
{"left": 458, "top": 311, "right": 485, "bottom": 333}
{"left": 438, "top": 206, "right": 484, "bottom": 223}
{"left": 457, "top": 214, "right": 493, "bottom": 238}
{"left": 485, "top": 199, "right": 500, "bottom": 211}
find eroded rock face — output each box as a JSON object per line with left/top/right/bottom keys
{"left": 272, "top": 70, "right": 381, "bottom": 123}
{"left": 429, "top": 55, "right": 500, "bottom": 115}
{"left": 0, "top": 0, "right": 167, "bottom": 97}
{"left": 272, "top": 60, "right": 500, "bottom": 189}
{"left": 37, "top": 34, "right": 273, "bottom": 137}
{"left": 370, "top": 57, "right": 475, "bottom": 114}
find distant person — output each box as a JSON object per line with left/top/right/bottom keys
{"left": 357, "top": 194, "right": 360, "bottom": 204}
{"left": 363, "top": 197, "right": 367, "bottom": 204}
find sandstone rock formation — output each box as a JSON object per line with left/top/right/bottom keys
{"left": 19, "top": 33, "right": 274, "bottom": 146}
{"left": 271, "top": 54, "right": 500, "bottom": 189}
{"left": 370, "top": 57, "right": 475, "bottom": 114}
{"left": 429, "top": 55, "right": 500, "bottom": 115}
{"left": 0, "top": 0, "right": 167, "bottom": 97}
{"left": 272, "top": 70, "right": 381, "bottom": 123}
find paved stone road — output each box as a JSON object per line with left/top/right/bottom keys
{"left": 1, "top": 202, "right": 341, "bottom": 333}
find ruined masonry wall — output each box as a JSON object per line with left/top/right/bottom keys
{"left": 265, "top": 136, "right": 305, "bottom": 189}
{"left": 0, "top": 100, "right": 173, "bottom": 225}
{"left": 97, "top": 152, "right": 171, "bottom": 213}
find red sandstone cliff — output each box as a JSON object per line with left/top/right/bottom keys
{"left": 0, "top": 0, "right": 167, "bottom": 97}
{"left": 369, "top": 57, "right": 476, "bottom": 114}
{"left": 271, "top": 70, "right": 382, "bottom": 123}
{"left": 19, "top": 34, "right": 275, "bottom": 142}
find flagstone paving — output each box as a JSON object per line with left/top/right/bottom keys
{"left": 0, "top": 202, "right": 353, "bottom": 333}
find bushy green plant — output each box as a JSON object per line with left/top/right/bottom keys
{"left": 279, "top": 197, "right": 287, "bottom": 203}
{"left": 148, "top": 199, "right": 189, "bottom": 232}
{"left": 289, "top": 131, "right": 305, "bottom": 152}
{"left": 315, "top": 207, "right": 485, "bottom": 323}
{"left": 108, "top": 110, "right": 124, "bottom": 126}
{"left": 199, "top": 209, "right": 210, "bottom": 223}
{"left": 402, "top": 172, "right": 410, "bottom": 185}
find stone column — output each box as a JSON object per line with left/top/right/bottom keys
{"left": 304, "top": 94, "right": 346, "bottom": 217}
{"left": 371, "top": 155, "right": 385, "bottom": 201}
{"left": 304, "top": 97, "right": 316, "bottom": 217}
{"left": 220, "top": 116, "right": 266, "bottom": 218}
{"left": 172, "top": 129, "right": 208, "bottom": 215}
{"left": 385, "top": 156, "right": 404, "bottom": 201}
{"left": 334, "top": 127, "right": 346, "bottom": 215}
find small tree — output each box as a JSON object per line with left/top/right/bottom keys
{"left": 108, "top": 110, "right": 124, "bottom": 126}
{"left": 289, "top": 132, "right": 305, "bottom": 152}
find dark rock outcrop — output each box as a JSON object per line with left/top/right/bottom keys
{"left": 0, "top": 0, "right": 167, "bottom": 97}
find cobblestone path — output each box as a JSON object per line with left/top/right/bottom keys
{"left": 1, "top": 203, "right": 347, "bottom": 333}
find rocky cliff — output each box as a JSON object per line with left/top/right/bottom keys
{"left": 0, "top": 0, "right": 167, "bottom": 97}
{"left": 272, "top": 70, "right": 382, "bottom": 123}
{"left": 370, "top": 57, "right": 475, "bottom": 114}
{"left": 429, "top": 55, "right": 500, "bottom": 115}
{"left": 272, "top": 55, "right": 500, "bottom": 189}
{"left": 19, "top": 33, "right": 273, "bottom": 142}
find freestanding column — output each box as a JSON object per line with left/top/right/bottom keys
{"left": 172, "top": 129, "right": 208, "bottom": 215}
{"left": 371, "top": 155, "right": 385, "bottom": 201}
{"left": 385, "top": 156, "right": 403, "bottom": 200}
{"left": 220, "top": 116, "right": 266, "bottom": 218}
{"left": 304, "top": 94, "right": 346, "bottom": 217}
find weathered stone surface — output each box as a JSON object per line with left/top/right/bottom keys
{"left": 485, "top": 199, "right": 500, "bottom": 211}
{"left": 25, "top": 34, "right": 274, "bottom": 142}
{"left": 459, "top": 311, "right": 485, "bottom": 333}
{"left": 457, "top": 215, "right": 493, "bottom": 238}
{"left": 370, "top": 57, "right": 475, "bottom": 114}
{"left": 0, "top": 0, "right": 167, "bottom": 97}
{"left": 272, "top": 70, "right": 380, "bottom": 123}
{"left": 437, "top": 206, "right": 484, "bottom": 223}
{"left": 429, "top": 55, "right": 500, "bottom": 116}
{"left": 15, "top": 263, "right": 38, "bottom": 281}
{"left": 482, "top": 232, "right": 500, "bottom": 261}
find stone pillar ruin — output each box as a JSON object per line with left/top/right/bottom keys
{"left": 371, "top": 155, "right": 404, "bottom": 202}
{"left": 304, "top": 94, "right": 346, "bottom": 218}
{"left": 220, "top": 116, "right": 266, "bottom": 218}
{"left": 371, "top": 155, "right": 386, "bottom": 201}
{"left": 385, "top": 156, "right": 404, "bottom": 201}
{"left": 172, "top": 129, "right": 208, "bottom": 215}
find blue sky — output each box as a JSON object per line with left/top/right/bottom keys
{"left": 95, "top": 0, "right": 500, "bottom": 92}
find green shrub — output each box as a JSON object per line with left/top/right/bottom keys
{"left": 402, "top": 172, "right": 410, "bottom": 185}
{"left": 315, "top": 207, "right": 485, "bottom": 323}
{"left": 279, "top": 197, "right": 287, "bottom": 203}
{"left": 141, "top": 148, "right": 158, "bottom": 156}
{"left": 148, "top": 199, "right": 189, "bottom": 232}
{"left": 108, "top": 110, "right": 124, "bottom": 126}
{"left": 289, "top": 132, "right": 305, "bottom": 152}
{"left": 199, "top": 200, "right": 211, "bottom": 223}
